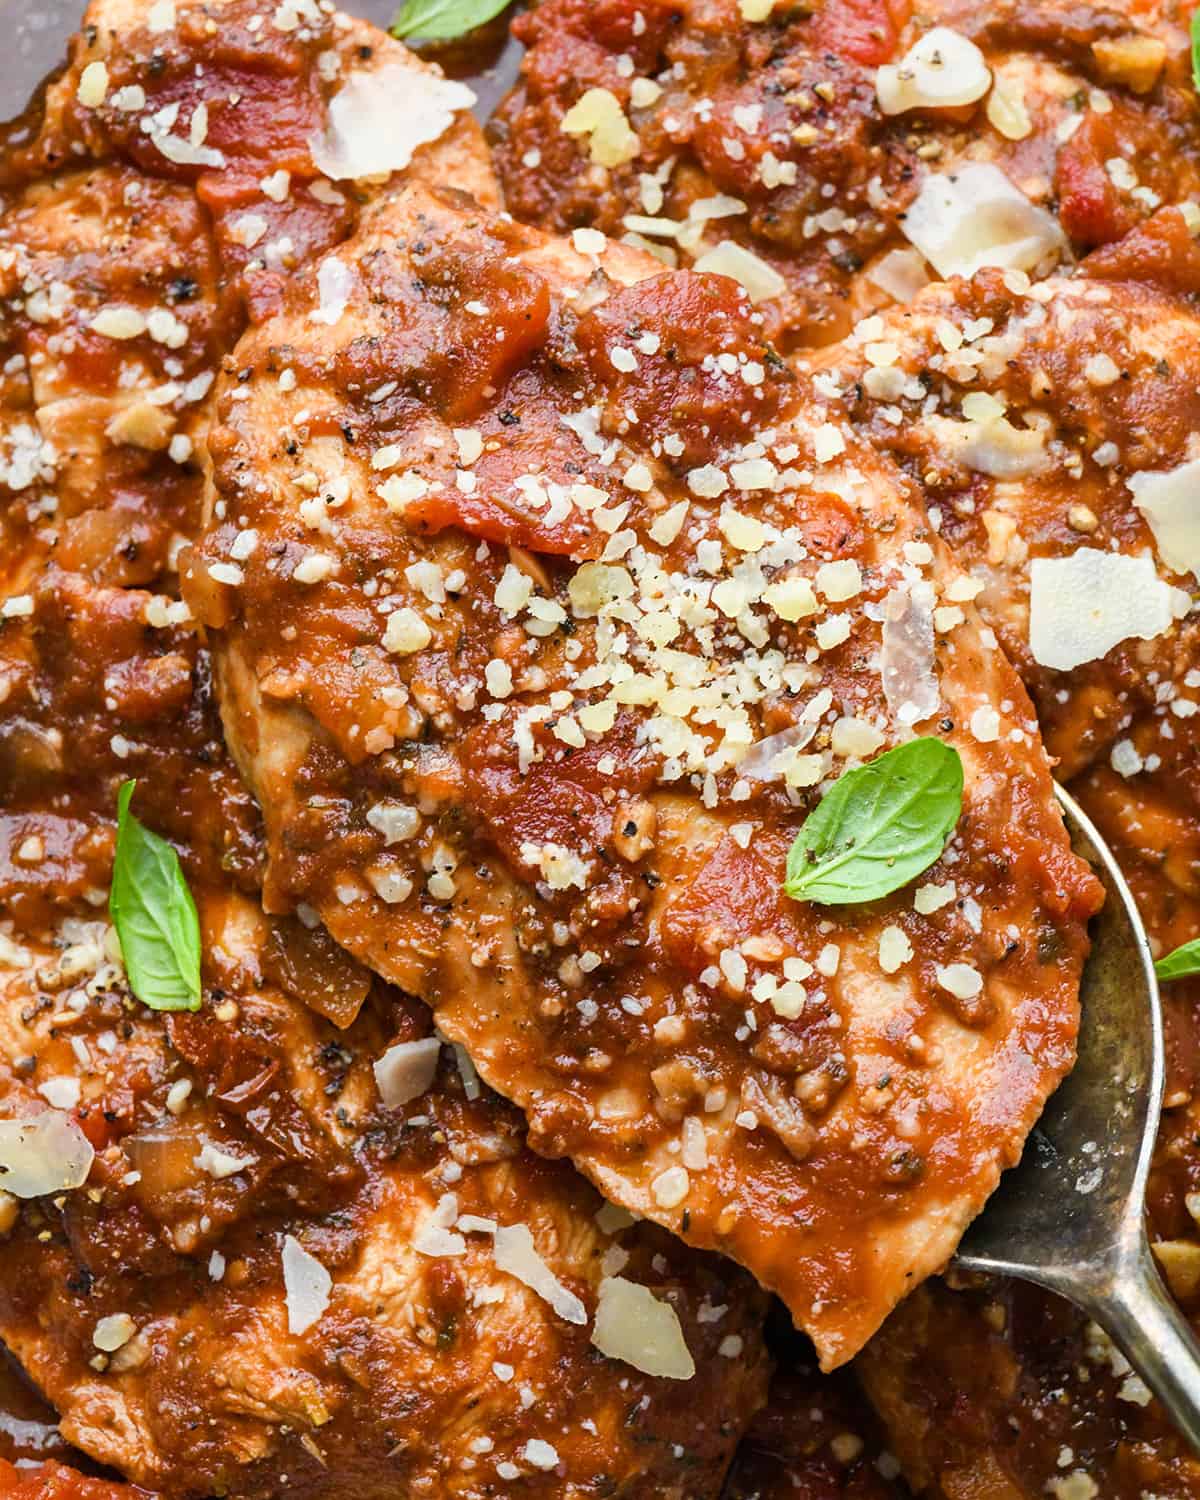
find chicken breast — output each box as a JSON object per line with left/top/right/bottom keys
{"left": 803, "top": 246, "right": 1200, "bottom": 776}
{"left": 0, "top": 1458, "right": 140, "bottom": 1498}
{"left": 726, "top": 1335, "right": 902, "bottom": 1499}
{"left": 857, "top": 1270, "right": 1200, "bottom": 1499}
{"left": 0, "top": 898, "right": 768, "bottom": 1498}
{"left": 0, "top": 0, "right": 496, "bottom": 933}
{"left": 0, "top": 5, "right": 772, "bottom": 1493}
{"left": 191, "top": 179, "right": 1101, "bottom": 1366}
{"left": 7, "top": 0, "right": 497, "bottom": 319}
{"left": 489, "top": 0, "right": 1199, "bottom": 347}
{"left": 1071, "top": 707, "right": 1200, "bottom": 1106}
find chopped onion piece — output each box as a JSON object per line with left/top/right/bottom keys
{"left": 1028, "top": 550, "right": 1190, "bottom": 670}
{"left": 876, "top": 27, "right": 992, "bottom": 115}
{"left": 0, "top": 1112, "right": 94, "bottom": 1198}
{"left": 591, "top": 1276, "right": 696, "bottom": 1379}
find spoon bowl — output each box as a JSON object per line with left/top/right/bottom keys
{"left": 955, "top": 784, "right": 1200, "bottom": 1448}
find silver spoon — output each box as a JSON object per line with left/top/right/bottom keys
{"left": 954, "top": 784, "right": 1200, "bottom": 1450}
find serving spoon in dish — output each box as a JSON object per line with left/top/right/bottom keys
{"left": 954, "top": 784, "right": 1200, "bottom": 1450}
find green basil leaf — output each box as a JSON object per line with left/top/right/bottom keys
{"left": 1192, "top": 8, "right": 1200, "bottom": 91}
{"left": 391, "top": 0, "right": 511, "bottom": 42}
{"left": 784, "top": 738, "right": 964, "bottom": 906}
{"left": 109, "top": 780, "right": 202, "bottom": 1012}
{"left": 1156, "top": 938, "right": 1200, "bottom": 983}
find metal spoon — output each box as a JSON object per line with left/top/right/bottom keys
{"left": 954, "top": 784, "right": 1200, "bottom": 1450}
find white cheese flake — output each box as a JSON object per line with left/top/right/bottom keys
{"left": 1028, "top": 550, "right": 1189, "bottom": 670}
{"left": 591, "top": 1276, "right": 695, "bottom": 1379}
{"left": 373, "top": 1036, "right": 441, "bottom": 1109}
{"left": 493, "top": 1224, "right": 587, "bottom": 1324}
{"left": 311, "top": 65, "right": 476, "bottom": 180}
{"left": 282, "top": 1234, "right": 332, "bottom": 1334}
{"left": 0, "top": 1113, "right": 94, "bottom": 1198}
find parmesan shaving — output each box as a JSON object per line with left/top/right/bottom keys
{"left": 881, "top": 582, "right": 939, "bottom": 725}
{"left": 311, "top": 65, "right": 476, "bottom": 180}
{"left": 1028, "top": 550, "right": 1190, "bottom": 670}
{"left": 282, "top": 1234, "right": 332, "bottom": 1335}
{"left": 866, "top": 247, "right": 930, "bottom": 303}
{"left": 560, "top": 88, "right": 639, "bottom": 167}
{"left": 414, "top": 1193, "right": 467, "bottom": 1257}
{"left": 693, "top": 241, "right": 786, "bottom": 303}
{"left": 373, "top": 1036, "right": 441, "bottom": 1109}
{"left": 925, "top": 413, "right": 1049, "bottom": 479}
{"left": 591, "top": 1276, "right": 696, "bottom": 1379}
{"left": 900, "top": 164, "right": 1065, "bottom": 280}
{"left": 738, "top": 722, "right": 818, "bottom": 782}
{"left": 310, "top": 256, "right": 354, "bottom": 326}
{"left": 1128, "top": 458, "right": 1200, "bottom": 578}
{"left": 282, "top": 1236, "right": 330, "bottom": 1332}
{"left": 492, "top": 1224, "right": 587, "bottom": 1325}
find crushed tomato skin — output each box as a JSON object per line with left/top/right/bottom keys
{"left": 574, "top": 270, "right": 794, "bottom": 466}
{"left": 0, "top": 1461, "right": 149, "bottom": 1500}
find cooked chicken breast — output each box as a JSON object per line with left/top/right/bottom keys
{"left": 803, "top": 250, "right": 1200, "bottom": 777}
{"left": 0, "top": 898, "right": 769, "bottom": 1498}
{"left": 0, "top": 0, "right": 496, "bottom": 933}
{"left": 489, "top": 0, "right": 1199, "bottom": 347}
{"left": 855, "top": 681, "right": 1200, "bottom": 1500}
{"left": 7, "top": 0, "right": 497, "bottom": 319}
{"left": 726, "top": 1345, "right": 901, "bottom": 1499}
{"left": 858, "top": 1271, "right": 1200, "bottom": 1500}
{"left": 191, "top": 178, "right": 1101, "bottom": 1367}
{"left": 1072, "top": 709, "right": 1200, "bottom": 1105}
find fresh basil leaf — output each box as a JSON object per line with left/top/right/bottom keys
{"left": 784, "top": 738, "right": 964, "bottom": 906}
{"left": 1156, "top": 938, "right": 1200, "bottom": 983}
{"left": 391, "top": 0, "right": 511, "bottom": 42}
{"left": 109, "top": 780, "right": 202, "bottom": 1012}
{"left": 1192, "top": 8, "right": 1200, "bottom": 91}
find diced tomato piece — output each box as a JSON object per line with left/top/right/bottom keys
{"left": 808, "top": 0, "right": 912, "bottom": 65}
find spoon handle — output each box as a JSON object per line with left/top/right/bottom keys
{"left": 1084, "top": 1235, "right": 1200, "bottom": 1454}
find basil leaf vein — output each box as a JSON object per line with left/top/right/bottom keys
{"left": 109, "top": 780, "right": 202, "bottom": 1012}
{"left": 1155, "top": 938, "right": 1200, "bottom": 983}
{"left": 391, "top": 0, "right": 511, "bottom": 42}
{"left": 784, "top": 737, "right": 964, "bottom": 906}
